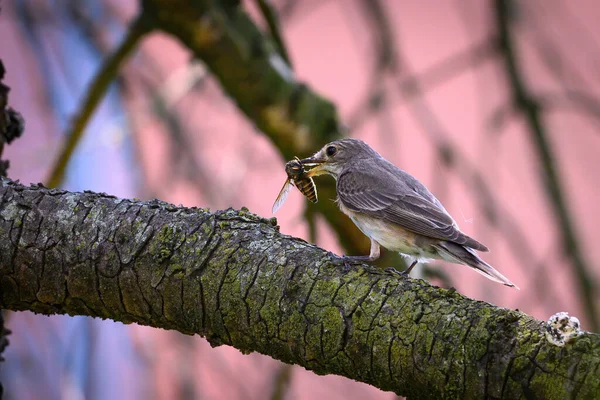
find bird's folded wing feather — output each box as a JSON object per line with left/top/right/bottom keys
{"left": 337, "top": 170, "right": 488, "bottom": 251}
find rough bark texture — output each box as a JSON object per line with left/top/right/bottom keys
{"left": 141, "top": 0, "right": 371, "bottom": 255}
{"left": 1, "top": 178, "right": 598, "bottom": 399}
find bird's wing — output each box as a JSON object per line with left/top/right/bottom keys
{"left": 337, "top": 170, "right": 488, "bottom": 251}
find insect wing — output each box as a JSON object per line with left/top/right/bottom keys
{"left": 272, "top": 180, "right": 294, "bottom": 213}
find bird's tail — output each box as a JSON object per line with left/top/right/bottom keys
{"left": 435, "top": 241, "right": 519, "bottom": 289}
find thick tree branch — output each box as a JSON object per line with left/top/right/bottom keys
{"left": 0, "top": 178, "right": 598, "bottom": 399}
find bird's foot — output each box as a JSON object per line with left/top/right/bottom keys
{"left": 385, "top": 262, "right": 417, "bottom": 277}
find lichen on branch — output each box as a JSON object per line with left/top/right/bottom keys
{"left": 0, "top": 178, "right": 598, "bottom": 399}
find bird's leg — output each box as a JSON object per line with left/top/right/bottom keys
{"left": 402, "top": 260, "right": 419, "bottom": 275}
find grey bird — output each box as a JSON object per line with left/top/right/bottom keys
{"left": 299, "top": 138, "right": 517, "bottom": 288}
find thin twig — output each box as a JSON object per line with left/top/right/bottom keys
{"left": 46, "top": 13, "right": 151, "bottom": 188}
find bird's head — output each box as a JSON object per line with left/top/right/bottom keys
{"left": 300, "top": 138, "right": 379, "bottom": 179}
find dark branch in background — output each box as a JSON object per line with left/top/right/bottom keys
{"left": 46, "top": 13, "right": 152, "bottom": 188}
{"left": 523, "top": 2, "right": 600, "bottom": 95}
{"left": 357, "top": 0, "right": 398, "bottom": 75}
{"left": 494, "top": 0, "right": 598, "bottom": 331}
{"left": 352, "top": 0, "right": 401, "bottom": 158}
{"left": 345, "top": 0, "right": 392, "bottom": 138}
{"left": 348, "top": 34, "right": 496, "bottom": 131}
{"left": 452, "top": 3, "right": 564, "bottom": 310}
{"left": 514, "top": 3, "right": 600, "bottom": 131}
{"left": 254, "top": 0, "right": 293, "bottom": 67}
{"left": 538, "top": 90, "right": 600, "bottom": 131}
{"left": 0, "top": 179, "right": 599, "bottom": 399}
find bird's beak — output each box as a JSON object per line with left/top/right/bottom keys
{"left": 299, "top": 155, "right": 327, "bottom": 177}
{"left": 299, "top": 156, "right": 325, "bottom": 167}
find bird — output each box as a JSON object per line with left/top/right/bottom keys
{"left": 299, "top": 138, "right": 517, "bottom": 288}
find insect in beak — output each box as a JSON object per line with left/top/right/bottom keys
{"left": 272, "top": 157, "right": 319, "bottom": 213}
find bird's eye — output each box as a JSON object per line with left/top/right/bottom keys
{"left": 326, "top": 146, "right": 337, "bottom": 157}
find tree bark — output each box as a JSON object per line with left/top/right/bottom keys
{"left": 1, "top": 178, "right": 598, "bottom": 399}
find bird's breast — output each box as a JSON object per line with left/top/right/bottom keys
{"left": 338, "top": 201, "right": 434, "bottom": 257}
